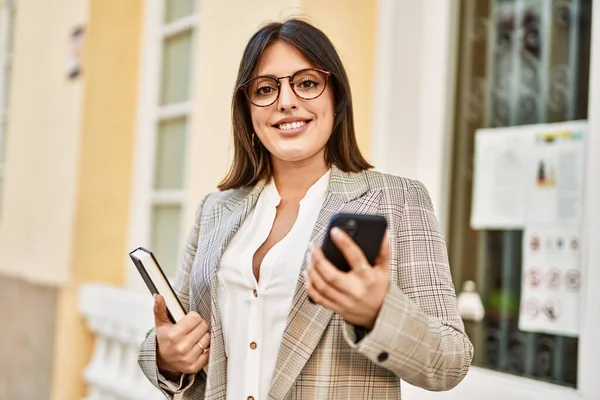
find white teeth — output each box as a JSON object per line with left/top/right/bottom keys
{"left": 278, "top": 121, "right": 306, "bottom": 131}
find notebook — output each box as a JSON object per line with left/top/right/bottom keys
{"left": 129, "top": 247, "right": 186, "bottom": 323}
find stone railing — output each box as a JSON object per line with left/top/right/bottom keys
{"left": 79, "top": 283, "right": 164, "bottom": 400}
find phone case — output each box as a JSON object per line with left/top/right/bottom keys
{"left": 321, "top": 213, "right": 388, "bottom": 272}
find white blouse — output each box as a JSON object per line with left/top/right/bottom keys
{"left": 217, "top": 170, "right": 330, "bottom": 400}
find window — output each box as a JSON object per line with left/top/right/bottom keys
{"left": 0, "top": 0, "right": 15, "bottom": 219}
{"left": 131, "top": 0, "right": 197, "bottom": 278}
{"left": 448, "top": 0, "right": 592, "bottom": 388}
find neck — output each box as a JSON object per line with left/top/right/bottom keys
{"left": 271, "top": 154, "right": 329, "bottom": 202}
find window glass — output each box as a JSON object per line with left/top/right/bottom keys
{"left": 164, "top": 0, "right": 195, "bottom": 24}
{"left": 449, "top": 0, "right": 592, "bottom": 387}
{"left": 160, "top": 30, "right": 193, "bottom": 105}
{"left": 147, "top": 6, "right": 196, "bottom": 278}
{"left": 151, "top": 204, "right": 182, "bottom": 277}
{"left": 154, "top": 117, "right": 187, "bottom": 190}
{"left": 0, "top": 174, "right": 4, "bottom": 213}
{"left": 0, "top": 3, "right": 16, "bottom": 221}
{"left": 3, "top": 61, "right": 11, "bottom": 109}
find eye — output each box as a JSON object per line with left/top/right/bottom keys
{"left": 255, "top": 85, "right": 276, "bottom": 96}
{"left": 297, "top": 79, "right": 319, "bottom": 89}
{"left": 253, "top": 81, "right": 279, "bottom": 97}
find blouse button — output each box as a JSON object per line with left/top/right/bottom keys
{"left": 247, "top": 397, "right": 255, "bottom": 400}
{"left": 250, "top": 342, "right": 257, "bottom": 350}
{"left": 252, "top": 289, "right": 258, "bottom": 297}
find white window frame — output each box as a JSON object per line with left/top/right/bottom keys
{"left": 127, "top": 0, "right": 198, "bottom": 289}
{"left": 0, "top": 0, "right": 16, "bottom": 221}
{"left": 372, "top": 0, "right": 600, "bottom": 398}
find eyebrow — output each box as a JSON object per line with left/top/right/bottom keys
{"left": 254, "top": 67, "right": 314, "bottom": 79}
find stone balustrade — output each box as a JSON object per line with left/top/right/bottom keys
{"left": 79, "top": 283, "right": 164, "bottom": 400}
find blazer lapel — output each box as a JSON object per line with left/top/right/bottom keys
{"left": 268, "top": 167, "right": 382, "bottom": 400}
{"left": 203, "top": 180, "right": 266, "bottom": 399}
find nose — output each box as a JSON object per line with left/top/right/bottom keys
{"left": 277, "top": 78, "right": 298, "bottom": 111}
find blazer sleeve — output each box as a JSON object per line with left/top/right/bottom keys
{"left": 342, "top": 180, "right": 473, "bottom": 391}
{"left": 138, "top": 196, "right": 209, "bottom": 399}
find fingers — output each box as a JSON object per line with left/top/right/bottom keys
{"left": 374, "top": 232, "right": 391, "bottom": 272}
{"left": 189, "top": 331, "right": 211, "bottom": 359}
{"left": 153, "top": 294, "right": 173, "bottom": 328}
{"left": 178, "top": 312, "right": 208, "bottom": 336}
{"left": 161, "top": 312, "right": 208, "bottom": 351}
{"left": 154, "top": 295, "right": 211, "bottom": 375}
{"left": 190, "top": 349, "right": 210, "bottom": 373}
{"left": 309, "top": 244, "right": 353, "bottom": 296}
{"left": 190, "top": 336, "right": 211, "bottom": 372}
{"left": 180, "top": 318, "right": 210, "bottom": 352}
{"left": 180, "top": 332, "right": 211, "bottom": 374}
{"left": 156, "top": 306, "right": 208, "bottom": 354}
{"left": 155, "top": 293, "right": 208, "bottom": 336}
{"left": 158, "top": 323, "right": 211, "bottom": 375}
{"left": 304, "top": 270, "right": 344, "bottom": 314}
{"left": 329, "top": 227, "right": 370, "bottom": 272}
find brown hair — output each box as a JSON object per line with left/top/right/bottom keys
{"left": 218, "top": 19, "right": 372, "bottom": 190}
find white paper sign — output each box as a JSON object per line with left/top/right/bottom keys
{"left": 524, "top": 127, "right": 586, "bottom": 226}
{"left": 519, "top": 227, "right": 581, "bottom": 337}
{"left": 517, "top": 121, "right": 586, "bottom": 336}
{"left": 470, "top": 127, "right": 531, "bottom": 229}
{"left": 471, "top": 121, "right": 587, "bottom": 230}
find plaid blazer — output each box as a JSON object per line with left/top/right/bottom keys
{"left": 139, "top": 166, "right": 473, "bottom": 399}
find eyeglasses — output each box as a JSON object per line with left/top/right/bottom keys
{"left": 239, "top": 68, "right": 332, "bottom": 107}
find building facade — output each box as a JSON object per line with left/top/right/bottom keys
{"left": 0, "top": 0, "right": 599, "bottom": 399}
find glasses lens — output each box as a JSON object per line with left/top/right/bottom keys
{"left": 247, "top": 76, "right": 279, "bottom": 106}
{"left": 292, "top": 69, "right": 327, "bottom": 100}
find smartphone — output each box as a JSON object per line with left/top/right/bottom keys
{"left": 321, "top": 213, "right": 388, "bottom": 272}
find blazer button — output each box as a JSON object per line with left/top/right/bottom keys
{"left": 377, "top": 351, "right": 389, "bottom": 362}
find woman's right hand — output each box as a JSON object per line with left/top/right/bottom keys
{"left": 153, "top": 294, "right": 211, "bottom": 380}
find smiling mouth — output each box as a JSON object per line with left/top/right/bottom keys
{"left": 275, "top": 120, "right": 311, "bottom": 131}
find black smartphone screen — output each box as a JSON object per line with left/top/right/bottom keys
{"left": 321, "top": 213, "right": 387, "bottom": 272}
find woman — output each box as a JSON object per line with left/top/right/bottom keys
{"left": 139, "top": 18, "right": 473, "bottom": 400}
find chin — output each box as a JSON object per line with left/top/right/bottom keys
{"left": 273, "top": 152, "right": 311, "bottom": 163}
{"left": 270, "top": 147, "right": 320, "bottom": 164}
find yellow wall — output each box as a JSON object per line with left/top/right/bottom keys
{"left": 0, "top": 0, "right": 86, "bottom": 285}
{"left": 302, "top": 0, "right": 377, "bottom": 159}
{"left": 50, "top": 1, "right": 143, "bottom": 399}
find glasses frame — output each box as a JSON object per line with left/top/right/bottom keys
{"left": 239, "top": 68, "right": 332, "bottom": 108}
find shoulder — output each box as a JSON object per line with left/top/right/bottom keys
{"left": 362, "top": 170, "right": 430, "bottom": 203}
{"left": 192, "top": 186, "right": 254, "bottom": 218}
{"left": 361, "top": 171, "right": 440, "bottom": 235}
{"left": 203, "top": 188, "right": 239, "bottom": 206}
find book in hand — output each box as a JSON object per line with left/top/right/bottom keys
{"left": 129, "top": 247, "right": 186, "bottom": 323}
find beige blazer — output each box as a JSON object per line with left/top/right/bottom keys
{"left": 139, "top": 166, "right": 473, "bottom": 399}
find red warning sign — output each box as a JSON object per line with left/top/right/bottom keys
{"left": 571, "top": 236, "right": 579, "bottom": 251}
{"left": 546, "top": 268, "right": 561, "bottom": 290}
{"left": 530, "top": 235, "right": 540, "bottom": 252}
{"left": 523, "top": 298, "right": 540, "bottom": 318}
{"left": 565, "top": 269, "right": 581, "bottom": 292}
{"left": 543, "top": 300, "right": 560, "bottom": 321}
{"left": 525, "top": 268, "right": 542, "bottom": 288}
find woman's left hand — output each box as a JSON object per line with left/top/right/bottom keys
{"left": 304, "top": 227, "right": 391, "bottom": 330}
